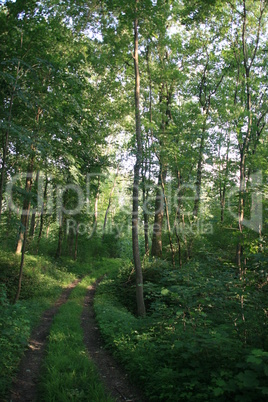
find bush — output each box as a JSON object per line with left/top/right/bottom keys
{"left": 94, "top": 258, "right": 268, "bottom": 401}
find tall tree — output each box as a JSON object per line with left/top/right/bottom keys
{"left": 132, "top": 0, "right": 146, "bottom": 316}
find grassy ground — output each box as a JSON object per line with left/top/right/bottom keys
{"left": 0, "top": 250, "right": 77, "bottom": 398}
{"left": 0, "top": 245, "right": 121, "bottom": 401}
{"left": 94, "top": 258, "right": 268, "bottom": 402}
{"left": 38, "top": 274, "right": 114, "bottom": 402}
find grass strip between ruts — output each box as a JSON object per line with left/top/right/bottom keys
{"left": 38, "top": 275, "right": 115, "bottom": 402}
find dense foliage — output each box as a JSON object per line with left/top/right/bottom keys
{"left": 95, "top": 257, "right": 268, "bottom": 401}
{"left": 0, "top": 0, "right": 267, "bottom": 400}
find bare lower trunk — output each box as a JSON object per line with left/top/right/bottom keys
{"left": 160, "top": 174, "right": 175, "bottom": 266}
{"left": 37, "top": 176, "right": 48, "bottom": 251}
{"left": 74, "top": 223, "right": 79, "bottom": 260}
{"left": 29, "top": 171, "right": 40, "bottom": 238}
{"left": 14, "top": 205, "right": 30, "bottom": 303}
{"left": 142, "top": 155, "right": 150, "bottom": 256}
{"left": 193, "top": 131, "right": 205, "bottom": 218}
{"left": 143, "top": 184, "right": 149, "bottom": 255}
{"left": 143, "top": 47, "right": 152, "bottom": 256}
{"left": 0, "top": 130, "right": 9, "bottom": 220}
{"left": 174, "top": 170, "right": 182, "bottom": 266}
{"left": 55, "top": 218, "right": 64, "bottom": 258}
{"left": 94, "top": 176, "right": 100, "bottom": 227}
{"left": 237, "top": 154, "right": 245, "bottom": 271}
{"left": 132, "top": 8, "right": 145, "bottom": 317}
{"left": 15, "top": 156, "right": 34, "bottom": 254}
{"left": 151, "top": 168, "right": 166, "bottom": 257}
{"left": 102, "top": 166, "right": 118, "bottom": 237}
{"left": 46, "top": 223, "right": 50, "bottom": 238}
{"left": 14, "top": 156, "right": 34, "bottom": 303}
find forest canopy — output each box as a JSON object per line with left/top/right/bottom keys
{"left": 0, "top": 0, "right": 267, "bottom": 400}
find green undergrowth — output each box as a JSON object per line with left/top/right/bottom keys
{"left": 0, "top": 251, "right": 78, "bottom": 399}
{"left": 94, "top": 258, "right": 268, "bottom": 402}
{"left": 0, "top": 250, "right": 113, "bottom": 400}
{"left": 38, "top": 274, "right": 114, "bottom": 402}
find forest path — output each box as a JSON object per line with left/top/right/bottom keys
{"left": 9, "top": 277, "right": 145, "bottom": 402}
{"left": 10, "top": 279, "right": 81, "bottom": 402}
{"left": 81, "top": 281, "right": 145, "bottom": 402}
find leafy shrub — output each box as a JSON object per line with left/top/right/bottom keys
{"left": 95, "top": 258, "right": 268, "bottom": 401}
{"left": 0, "top": 285, "right": 30, "bottom": 397}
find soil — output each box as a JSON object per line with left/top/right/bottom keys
{"left": 81, "top": 282, "right": 145, "bottom": 402}
{"left": 9, "top": 278, "right": 145, "bottom": 402}
{"left": 9, "top": 279, "right": 81, "bottom": 402}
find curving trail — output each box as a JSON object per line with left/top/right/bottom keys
{"left": 10, "top": 279, "right": 81, "bottom": 402}
{"left": 9, "top": 277, "right": 145, "bottom": 402}
{"left": 81, "top": 281, "right": 145, "bottom": 402}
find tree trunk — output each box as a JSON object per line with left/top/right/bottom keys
{"left": 102, "top": 166, "right": 118, "bottom": 237}
{"left": 174, "top": 170, "right": 182, "bottom": 266}
{"left": 55, "top": 218, "right": 64, "bottom": 258}
{"left": 193, "top": 125, "right": 205, "bottom": 218}
{"left": 14, "top": 206, "right": 30, "bottom": 303}
{"left": 15, "top": 154, "right": 34, "bottom": 254}
{"left": 235, "top": 0, "right": 262, "bottom": 269}
{"left": 37, "top": 175, "right": 49, "bottom": 251}
{"left": 150, "top": 72, "right": 172, "bottom": 257}
{"left": 29, "top": 170, "right": 40, "bottom": 237}
{"left": 74, "top": 223, "right": 79, "bottom": 261}
{"left": 142, "top": 159, "right": 149, "bottom": 256}
{"left": 0, "top": 129, "right": 9, "bottom": 220}
{"left": 14, "top": 156, "right": 34, "bottom": 302}
{"left": 46, "top": 222, "right": 50, "bottom": 238}
{"left": 94, "top": 176, "right": 100, "bottom": 226}
{"left": 151, "top": 167, "right": 167, "bottom": 257}
{"left": 132, "top": 6, "right": 146, "bottom": 317}
{"left": 143, "top": 45, "right": 153, "bottom": 256}
{"left": 160, "top": 173, "right": 175, "bottom": 266}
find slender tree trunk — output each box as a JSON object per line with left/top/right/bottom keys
{"left": 29, "top": 170, "right": 40, "bottom": 237}
{"left": 218, "top": 132, "right": 230, "bottom": 223}
{"left": 55, "top": 217, "right": 64, "bottom": 258}
{"left": 236, "top": 0, "right": 262, "bottom": 269}
{"left": 193, "top": 123, "right": 206, "bottom": 218}
{"left": 142, "top": 158, "right": 149, "bottom": 256}
{"left": 237, "top": 150, "right": 248, "bottom": 270}
{"left": 37, "top": 175, "right": 48, "bottom": 251}
{"left": 160, "top": 173, "right": 175, "bottom": 266}
{"left": 151, "top": 167, "right": 167, "bottom": 257}
{"left": 74, "top": 223, "right": 79, "bottom": 261}
{"left": 143, "top": 45, "right": 153, "bottom": 256}
{"left": 132, "top": 6, "right": 146, "bottom": 317}
{"left": 150, "top": 77, "right": 172, "bottom": 256}
{"left": 0, "top": 129, "right": 9, "bottom": 220}
{"left": 15, "top": 154, "right": 34, "bottom": 254}
{"left": 14, "top": 202, "right": 31, "bottom": 303}
{"left": 46, "top": 223, "right": 50, "bottom": 238}
{"left": 102, "top": 166, "right": 119, "bottom": 237}
{"left": 14, "top": 155, "right": 34, "bottom": 302}
{"left": 94, "top": 176, "right": 100, "bottom": 227}
{"left": 174, "top": 170, "right": 182, "bottom": 266}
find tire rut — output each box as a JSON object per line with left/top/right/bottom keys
{"left": 81, "top": 281, "right": 145, "bottom": 402}
{"left": 9, "top": 278, "right": 81, "bottom": 402}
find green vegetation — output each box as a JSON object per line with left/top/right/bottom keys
{"left": 95, "top": 257, "right": 268, "bottom": 401}
{"left": 0, "top": 250, "right": 76, "bottom": 397}
{"left": 0, "top": 0, "right": 267, "bottom": 401}
{"left": 39, "top": 274, "right": 114, "bottom": 402}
